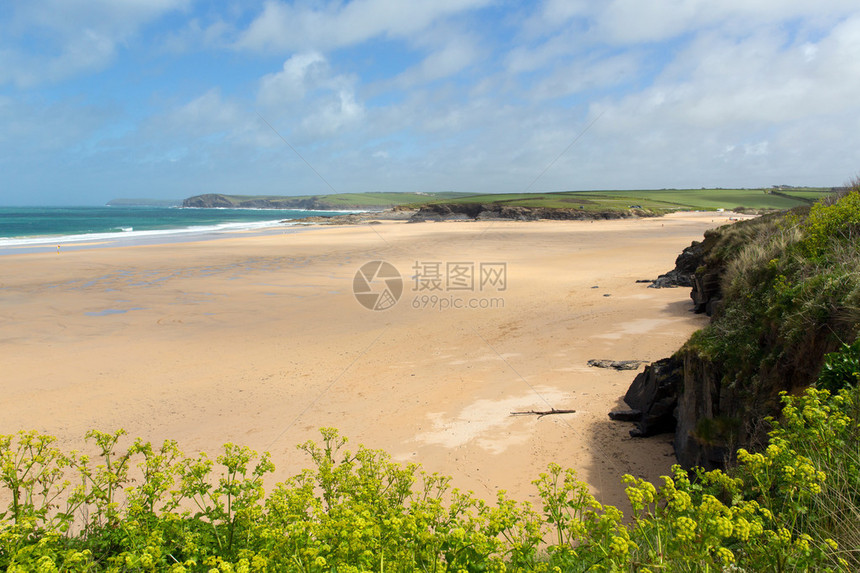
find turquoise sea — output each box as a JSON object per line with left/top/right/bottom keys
{"left": 0, "top": 206, "right": 348, "bottom": 250}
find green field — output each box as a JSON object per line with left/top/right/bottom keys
{"left": 415, "top": 187, "right": 834, "bottom": 212}
{"left": 314, "top": 191, "right": 474, "bottom": 207}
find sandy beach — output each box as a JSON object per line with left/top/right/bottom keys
{"left": 0, "top": 212, "right": 746, "bottom": 509}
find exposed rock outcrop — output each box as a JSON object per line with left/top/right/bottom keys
{"left": 587, "top": 359, "right": 644, "bottom": 371}
{"left": 673, "top": 352, "right": 740, "bottom": 469}
{"left": 614, "top": 206, "right": 855, "bottom": 470}
{"left": 409, "top": 203, "right": 650, "bottom": 222}
{"left": 609, "top": 353, "right": 742, "bottom": 468}
{"left": 182, "top": 194, "right": 338, "bottom": 210}
{"left": 291, "top": 210, "right": 415, "bottom": 224}
{"left": 649, "top": 242, "right": 702, "bottom": 288}
{"left": 183, "top": 194, "right": 237, "bottom": 208}
{"left": 646, "top": 227, "right": 730, "bottom": 315}
{"left": 612, "top": 356, "right": 684, "bottom": 438}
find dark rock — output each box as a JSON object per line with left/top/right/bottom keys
{"left": 649, "top": 240, "right": 704, "bottom": 288}
{"left": 648, "top": 231, "right": 729, "bottom": 317}
{"left": 673, "top": 352, "right": 744, "bottom": 469}
{"left": 407, "top": 203, "right": 651, "bottom": 223}
{"left": 610, "top": 360, "right": 642, "bottom": 370}
{"left": 183, "top": 193, "right": 236, "bottom": 208}
{"left": 620, "top": 356, "right": 684, "bottom": 437}
{"left": 588, "top": 359, "right": 643, "bottom": 370}
{"left": 691, "top": 267, "right": 723, "bottom": 315}
{"left": 608, "top": 409, "right": 642, "bottom": 422}
{"left": 636, "top": 279, "right": 655, "bottom": 284}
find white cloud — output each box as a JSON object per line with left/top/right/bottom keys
{"left": 530, "top": 51, "right": 642, "bottom": 99}
{"left": 533, "top": 0, "right": 860, "bottom": 45}
{"left": 236, "top": 0, "right": 491, "bottom": 52}
{"left": 4, "top": 1, "right": 860, "bottom": 205}
{"left": 258, "top": 53, "right": 366, "bottom": 140}
{"left": 0, "top": 0, "right": 191, "bottom": 86}
{"left": 258, "top": 52, "right": 328, "bottom": 106}
{"left": 302, "top": 89, "right": 365, "bottom": 136}
{"left": 129, "top": 0, "right": 860, "bottom": 196}
{"left": 164, "top": 89, "right": 244, "bottom": 136}
{"left": 159, "top": 16, "right": 235, "bottom": 53}
{"left": 394, "top": 37, "right": 481, "bottom": 87}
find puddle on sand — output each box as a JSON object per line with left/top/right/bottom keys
{"left": 85, "top": 307, "right": 144, "bottom": 317}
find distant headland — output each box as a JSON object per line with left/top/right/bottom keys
{"left": 174, "top": 187, "right": 835, "bottom": 221}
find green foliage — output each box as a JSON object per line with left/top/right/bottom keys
{"left": 819, "top": 340, "right": 860, "bottom": 393}
{"left": 774, "top": 386, "right": 860, "bottom": 570}
{"left": 3, "top": 381, "right": 859, "bottom": 573}
{"left": 799, "top": 189, "right": 860, "bottom": 261}
{"left": 687, "top": 189, "right": 860, "bottom": 408}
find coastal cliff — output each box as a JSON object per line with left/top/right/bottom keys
{"left": 181, "top": 194, "right": 658, "bottom": 220}
{"left": 182, "top": 194, "right": 338, "bottom": 210}
{"left": 180, "top": 191, "right": 478, "bottom": 210}
{"left": 619, "top": 188, "right": 860, "bottom": 469}
{"left": 409, "top": 202, "right": 653, "bottom": 221}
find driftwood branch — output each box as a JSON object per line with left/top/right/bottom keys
{"left": 510, "top": 408, "right": 576, "bottom": 418}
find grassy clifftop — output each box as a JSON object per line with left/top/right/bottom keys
{"left": 671, "top": 184, "right": 860, "bottom": 468}
{"left": 417, "top": 187, "right": 831, "bottom": 212}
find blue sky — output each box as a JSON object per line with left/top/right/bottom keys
{"left": 2, "top": 0, "right": 860, "bottom": 205}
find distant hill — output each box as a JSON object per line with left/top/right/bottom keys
{"left": 180, "top": 188, "right": 835, "bottom": 213}
{"left": 181, "top": 192, "right": 473, "bottom": 210}
{"left": 107, "top": 198, "right": 181, "bottom": 207}
{"left": 418, "top": 187, "right": 835, "bottom": 212}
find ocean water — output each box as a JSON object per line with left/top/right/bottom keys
{"left": 0, "top": 206, "right": 349, "bottom": 248}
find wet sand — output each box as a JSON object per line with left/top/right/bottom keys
{"left": 0, "top": 212, "right": 746, "bottom": 509}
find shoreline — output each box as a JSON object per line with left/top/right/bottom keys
{"left": 0, "top": 205, "right": 365, "bottom": 255}
{"left": 0, "top": 208, "right": 753, "bottom": 256}
{"left": 0, "top": 212, "right": 748, "bottom": 509}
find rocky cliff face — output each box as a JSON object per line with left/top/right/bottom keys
{"left": 614, "top": 211, "right": 836, "bottom": 469}
{"left": 182, "top": 194, "right": 334, "bottom": 210}
{"left": 649, "top": 229, "right": 726, "bottom": 315}
{"left": 409, "top": 203, "right": 648, "bottom": 222}
{"left": 610, "top": 357, "right": 683, "bottom": 437}
{"left": 182, "top": 194, "right": 237, "bottom": 208}
{"left": 673, "top": 353, "right": 740, "bottom": 469}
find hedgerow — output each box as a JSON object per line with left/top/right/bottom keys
{"left": 2, "top": 360, "right": 857, "bottom": 572}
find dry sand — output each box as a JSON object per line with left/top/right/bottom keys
{"left": 0, "top": 212, "right": 747, "bottom": 509}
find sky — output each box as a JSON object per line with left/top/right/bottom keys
{"left": 2, "top": 1, "right": 860, "bottom": 206}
